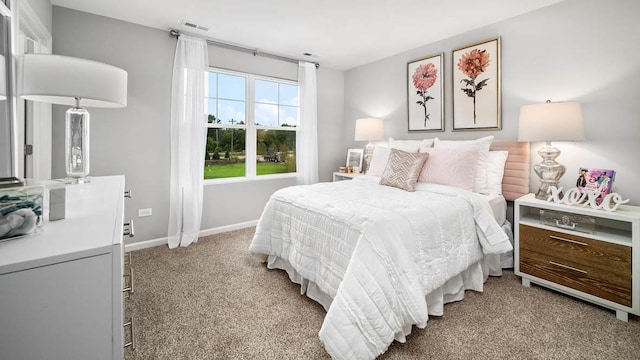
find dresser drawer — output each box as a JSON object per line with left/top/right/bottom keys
{"left": 519, "top": 224, "right": 631, "bottom": 276}
{"left": 520, "top": 248, "right": 632, "bottom": 307}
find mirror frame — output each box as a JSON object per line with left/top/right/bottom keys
{"left": 0, "top": 1, "right": 16, "bottom": 184}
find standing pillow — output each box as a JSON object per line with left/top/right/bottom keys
{"left": 388, "top": 137, "right": 433, "bottom": 153}
{"left": 487, "top": 150, "right": 509, "bottom": 195}
{"left": 418, "top": 145, "right": 481, "bottom": 191}
{"left": 379, "top": 149, "right": 429, "bottom": 192}
{"left": 367, "top": 145, "right": 391, "bottom": 177}
{"left": 433, "top": 136, "right": 493, "bottom": 194}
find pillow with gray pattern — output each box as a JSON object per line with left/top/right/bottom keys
{"left": 379, "top": 148, "right": 429, "bottom": 192}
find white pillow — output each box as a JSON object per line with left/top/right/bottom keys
{"left": 388, "top": 137, "right": 433, "bottom": 153}
{"left": 418, "top": 145, "right": 481, "bottom": 191}
{"left": 433, "top": 136, "right": 494, "bottom": 194}
{"left": 367, "top": 145, "right": 391, "bottom": 177}
{"left": 487, "top": 150, "right": 508, "bottom": 195}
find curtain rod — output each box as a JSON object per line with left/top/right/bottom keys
{"left": 169, "top": 29, "right": 319, "bottom": 68}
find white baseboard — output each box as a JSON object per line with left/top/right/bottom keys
{"left": 125, "top": 237, "right": 167, "bottom": 252}
{"left": 198, "top": 220, "right": 259, "bottom": 237}
{"left": 124, "top": 220, "right": 259, "bottom": 252}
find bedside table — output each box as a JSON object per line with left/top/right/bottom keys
{"left": 333, "top": 172, "right": 363, "bottom": 182}
{"left": 514, "top": 193, "right": 640, "bottom": 321}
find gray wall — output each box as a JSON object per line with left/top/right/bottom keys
{"left": 52, "top": 6, "right": 345, "bottom": 244}
{"left": 52, "top": 7, "right": 175, "bottom": 244}
{"left": 344, "top": 0, "right": 640, "bottom": 205}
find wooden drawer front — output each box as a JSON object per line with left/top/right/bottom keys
{"left": 519, "top": 224, "right": 631, "bottom": 276}
{"left": 520, "top": 249, "right": 632, "bottom": 307}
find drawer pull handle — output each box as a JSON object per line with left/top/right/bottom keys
{"left": 124, "top": 316, "right": 136, "bottom": 349}
{"left": 123, "top": 267, "right": 134, "bottom": 294}
{"left": 123, "top": 220, "right": 135, "bottom": 238}
{"left": 549, "top": 235, "right": 588, "bottom": 247}
{"left": 554, "top": 219, "right": 576, "bottom": 230}
{"left": 549, "top": 261, "right": 588, "bottom": 274}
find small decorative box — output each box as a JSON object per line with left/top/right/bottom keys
{"left": 539, "top": 209, "right": 596, "bottom": 234}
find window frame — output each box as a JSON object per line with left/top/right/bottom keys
{"left": 204, "top": 67, "right": 299, "bottom": 185}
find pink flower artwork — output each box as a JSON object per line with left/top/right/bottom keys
{"left": 457, "top": 49, "right": 490, "bottom": 124}
{"left": 412, "top": 63, "right": 438, "bottom": 127}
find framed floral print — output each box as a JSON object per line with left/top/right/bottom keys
{"left": 452, "top": 37, "right": 501, "bottom": 131}
{"left": 407, "top": 53, "right": 444, "bottom": 132}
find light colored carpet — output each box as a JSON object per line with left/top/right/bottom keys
{"left": 125, "top": 227, "right": 639, "bottom": 360}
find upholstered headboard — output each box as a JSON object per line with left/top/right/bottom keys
{"left": 490, "top": 140, "right": 530, "bottom": 201}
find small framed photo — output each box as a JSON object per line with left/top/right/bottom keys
{"left": 407, "top": 53, "right": 444, "bottom": 132}
{"left": 452, "top": 37, "right": 501, "bottom": 131}
{"left": 576, "top": 168, "right": 616, "bottom": 204}
{"left": 346, "top": 148, "right": 364, "bottom": 170}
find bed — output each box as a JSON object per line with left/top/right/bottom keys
{"left": 249, "top": 139, "right": 529, "bottom": 359}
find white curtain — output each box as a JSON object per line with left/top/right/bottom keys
{"left": 167, "top": 35, "right": 209, "bottom": 248}
{"left": 296, "top": 62, "right": 319, "bottom": 185}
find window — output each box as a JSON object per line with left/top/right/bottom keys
{"left": 205, "top": 69, "right": 298, "bottom": 180}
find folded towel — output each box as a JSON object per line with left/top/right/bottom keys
{"left": 0, "top": 208, "right": 38, "bottom": 238}
{"left": 0, "top": 194, "right": 43, "bottom": 216}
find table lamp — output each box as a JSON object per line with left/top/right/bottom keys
{"left": 354, "top": 117, "right": 384, "bottom": 172}
{"left": 19, "top": 54, "right": 127, "bottom": 183}
{"left": 518, "top": 100, "right": 584, "bottom": 199}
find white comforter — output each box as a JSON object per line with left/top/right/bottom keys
{"left": 249, "top": 176, "right": 511, "bottom": 359}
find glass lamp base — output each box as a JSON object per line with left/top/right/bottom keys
{"left": 364, "top": 141, "right": 375, "bottom": 173}
{"left": 65, "top": 105, "right": 90, "bottom": 180}
{"left": 64, "top": 176, "right": 92, "bottom": 184}
{"left": 533, "top": 142, "right": 566, "bottom": 200}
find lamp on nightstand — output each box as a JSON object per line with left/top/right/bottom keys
{"left": 518, "top": 100, "right": 585, "bottom": 199}
{"left": 354, "top": 117, "right": 384, "bottom": 173}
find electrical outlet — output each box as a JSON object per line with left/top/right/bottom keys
{"left": 138, "top": 208, "right": 152, "bottom": 217}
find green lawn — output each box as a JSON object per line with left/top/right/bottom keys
{"left": 204, "top": 162, "right": 291, "bottom": 179}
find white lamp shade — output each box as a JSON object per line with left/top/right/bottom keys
{"left": 19, "top": 54, "right": 127, "bottom": 108}
{"left": 518, "top": 101, "right": 585, "bottom": 142}
{"left": 354, "top": 117, "right": 384, "bottom": 141}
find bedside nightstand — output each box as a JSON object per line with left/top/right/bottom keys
{"left": 333, "top": 172, "right": 363, "bottom": 182}
{"left": 514, "top": 193, "right": 640, "bottom": 321}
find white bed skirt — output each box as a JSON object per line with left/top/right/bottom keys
{"left": 260, "top": 220, "right": 514, "bottom": 309}
{"left": 262, "top": 252, "right": 503, "bottom": 342}
{"left": 254, "top": 217, "right": 514, "bottom": 346}
{"left": 500, "top": 221, "right": 514, "bottom": 269}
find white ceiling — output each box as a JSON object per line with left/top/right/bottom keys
{"left": 50, "top": 0, "right": 564, "bottom": 70}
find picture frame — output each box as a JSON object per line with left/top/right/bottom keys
{"left": 346, "top": 148, "right": 364, "bottom": 170}
{"left": 452, "top": 37, "right": 501, "bottom": 131}
{"left": 407, "top": 53, "right": 444, "bottom": 132}
{"left": 576, "top": 168, "right": 616, "bottom": 205}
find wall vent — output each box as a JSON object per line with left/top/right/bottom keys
{"left": 181, "top": 20, "right": 209, "bottom": 32}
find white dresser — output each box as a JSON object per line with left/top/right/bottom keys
{"left": 0, "top": 176, "right": 126, "bottom": 360}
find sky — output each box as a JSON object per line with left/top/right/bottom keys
{"left": 207, "top": 72, "right": 299, "bottom": 127}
